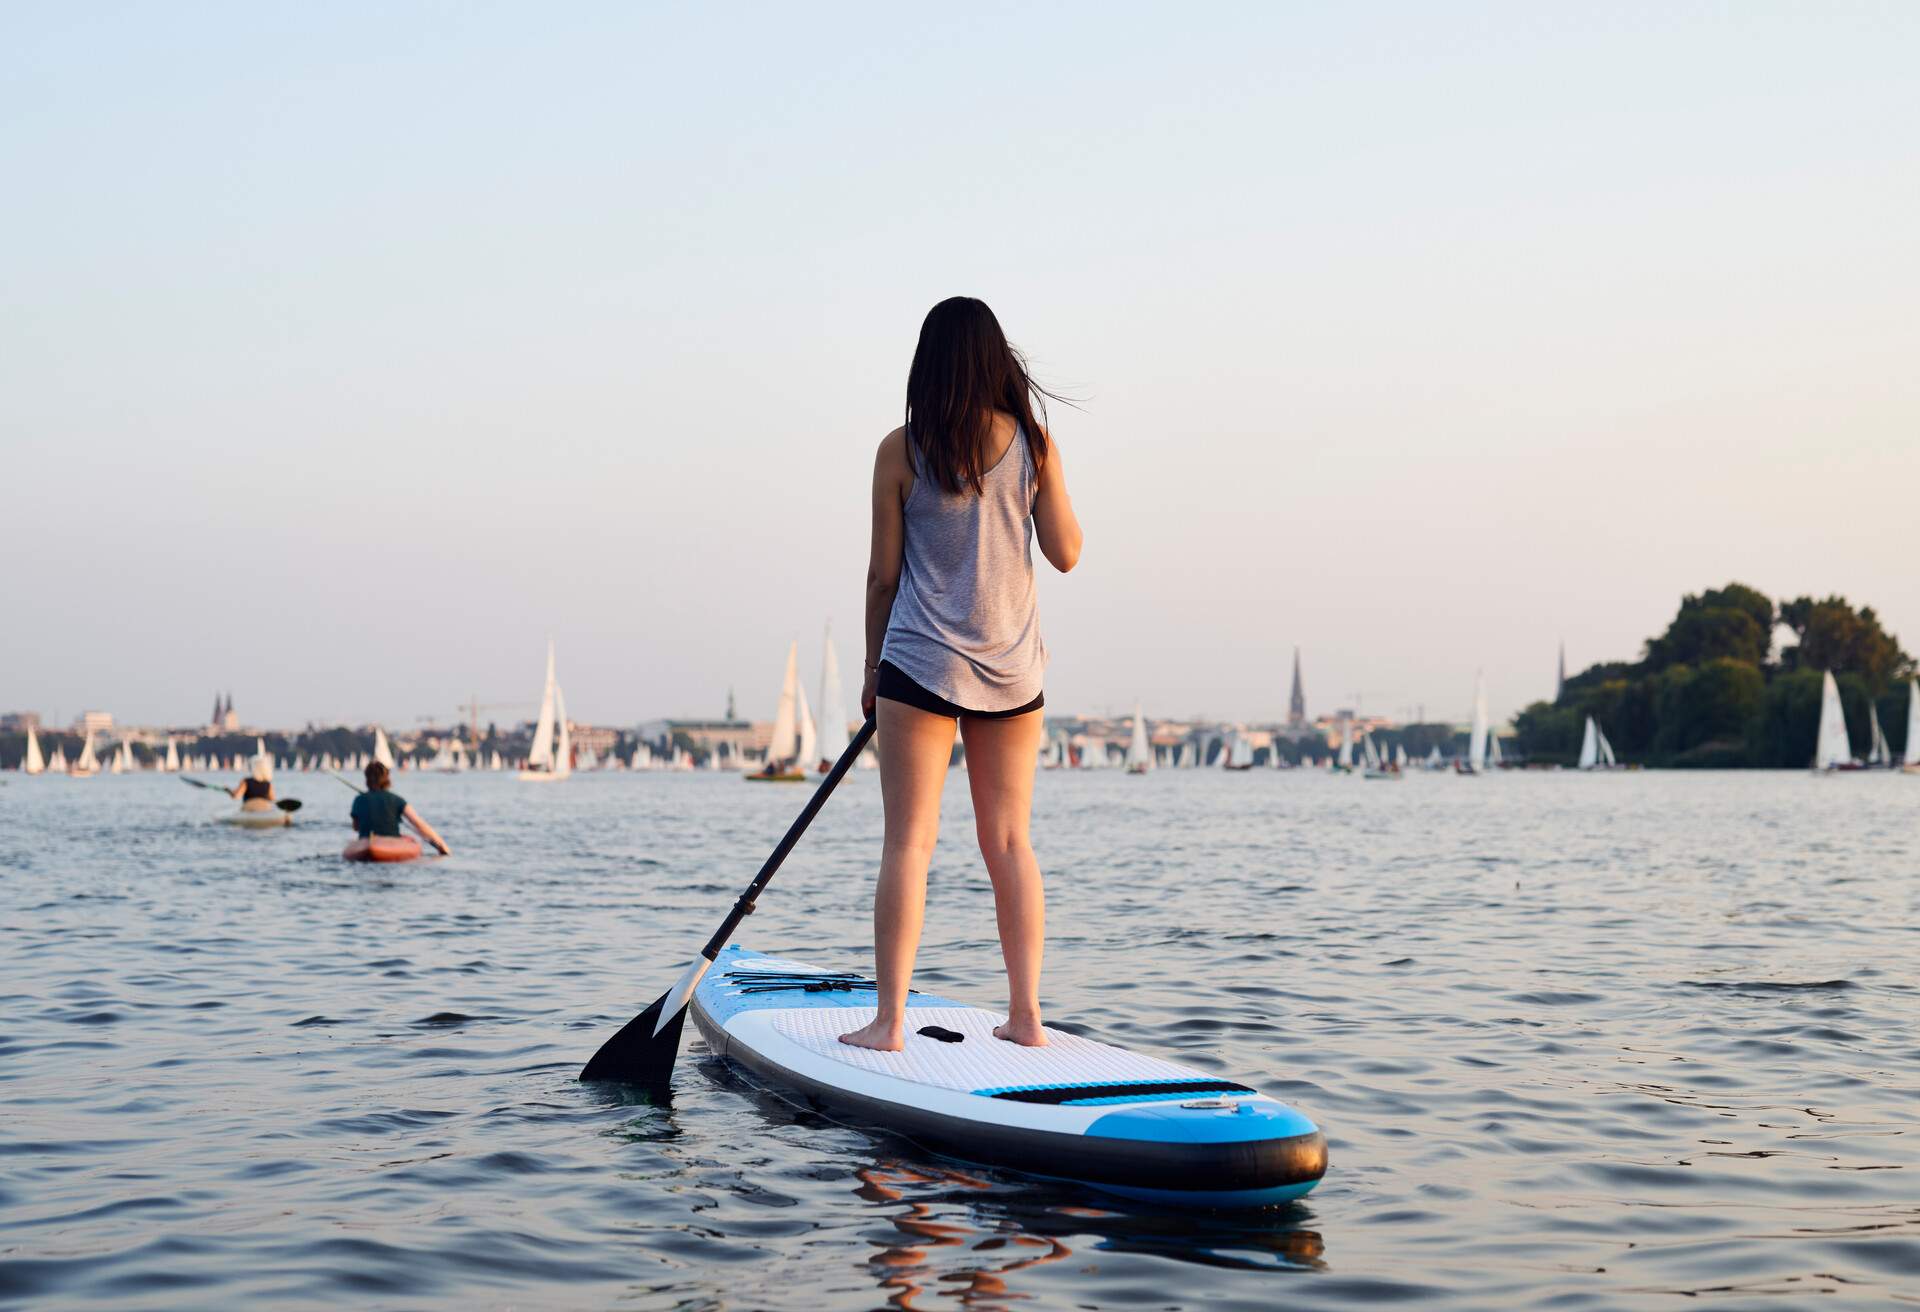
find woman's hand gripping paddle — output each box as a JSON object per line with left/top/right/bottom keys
{"left": 579, "top": 716, "right": 876, "bottom": 1091}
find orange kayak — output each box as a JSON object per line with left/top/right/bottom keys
{"left": 343, "top": 834, "right": 422, "bottom": 863}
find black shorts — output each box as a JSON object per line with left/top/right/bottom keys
{"left": 877, "top": 660, "right": 1044, "bottom": 720}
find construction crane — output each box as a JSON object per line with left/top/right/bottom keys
{"left": 454, "top": 696, "right": 530, "bottom": 747}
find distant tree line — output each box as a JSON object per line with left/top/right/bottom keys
{"left": 1514, "top": 584, "right": 1914, "bottom": 767}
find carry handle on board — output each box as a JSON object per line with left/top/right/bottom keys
{"left": 579, "top": 714, "right": 877, "bottom": 1090}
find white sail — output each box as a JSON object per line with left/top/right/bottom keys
{"left": 1468, "top": 671, "right": 1490, "bottom": 772}
{"left": 1906, "top": 680, "right": 1920, "bottom": 767}
{"left": 1228, "top": 734, "right": 1253, "bottom": 768}
{"left": 1394, "top": 743, "right": 1407, "bottom": 768}
{"left": 768, "top": 640, "right": 800, "bottom": 766}
{"left": 1125, "top": 703, "right": 1152, "bottom": 771}
{"left": 23, "top": 724, "right": 43, "bottom": 774}
{"left": 1578, "top": 717, "right": 1599, "bottom": 770}
{"left": 50, "top": 744, "right": 68, "bottom": 772}
{"left": 576, "top": 742, "right": 598, "bottom": 771}
{"left": 1867, "top": 702, "right": 1890, "bottom": 767}
{"left": 630, "top": 742, "right": 650, "bottom": 770}
{"left": 816, "top": 625, "right": 851, "bottom": 768}
{"left": 1598, "top": 723, "right": 1617, "bottom": 767}
{"left": 1426, "top": 745, "right": 1441, "bottom": 768}
{"left": 372, "top": 726, "right": 395, "bottom": 770}
{"left": 1489, "top": 731, "right": 1504, "bottom": 767}
{"left": 1337, "top": 723, "right": 1353, "bottom": 770}
{"left": 794, "top": 681, "right": 817, "bottom": 774}
{"left": 553, "top": 685, "right": 573, "bottom": 778}
{"left": 109, "top": 742, "right": 126, "bottom": 774}
{"left": 74, "top": 729, "right": 98, "bottom": 774}
{"left": 527, "top": 641, "right": 558, "bottom": 771}
{"left": 1814, "top": 670, "right": 1854, "bottom": 769}
{"left": 255, "top": 737, "right": 272, "bottom": 781}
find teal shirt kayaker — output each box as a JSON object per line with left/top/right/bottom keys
{"left": 350, "top": 789, "right": 408, "bottom": 838}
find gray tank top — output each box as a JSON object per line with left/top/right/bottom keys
{"left": 882, "top": 425, "right": 1047, "bottom": 712}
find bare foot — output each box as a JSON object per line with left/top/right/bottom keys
{"left": 993, "top": 1018, "right": 1049, "bottom": 1047}
{"left": 839, "top": 1018, "right": 905, "bottom": 1051}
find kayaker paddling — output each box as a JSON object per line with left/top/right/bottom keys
{"left": 839, "top": 297, "right": 1083, "bottom": 1054}
{"left": 350, "top": 761, "right": 450, "bottom": 856}
{"left": 228, "top": 756, "right": 278, "bottom": 813}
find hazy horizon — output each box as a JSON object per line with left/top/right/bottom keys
{"left": 5, "top": 4, "right": 1915, "bottom": 731}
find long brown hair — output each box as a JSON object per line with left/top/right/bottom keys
{"left": 905, "top": 298, "right": 1062, "bottom": 496}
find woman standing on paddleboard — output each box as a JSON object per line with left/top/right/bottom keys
{"left": 840, "top": 298, "right": 1082, "bottom": 1053}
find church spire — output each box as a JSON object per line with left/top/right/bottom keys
{"left": 1288, "top": 647, "right": 1307, "bottom": 727}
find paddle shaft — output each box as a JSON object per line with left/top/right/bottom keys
{"left": 705, "top": 716, "right": 874, "bottom": 960}
{"left": 185, "top": 775, "right": 299, "bottom": 810}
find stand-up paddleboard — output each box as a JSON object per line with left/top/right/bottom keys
{"left": 691, "top": 944, "right": 1326, "bottom": 1207}
{"left": 342, "top": 835, "right": 421, "bottom": 863}
{"left": 221, "top": 808, "right": 292, "bottom": 829}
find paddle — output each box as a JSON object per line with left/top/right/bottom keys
{"left": 181, "top": 776, "right": 301, "bottom": 812}
{"left": 327, "top": 770, "right": 445, "bottom": 854}
{"left": 580, "top": 715, "right": 877, "bottom": 1090}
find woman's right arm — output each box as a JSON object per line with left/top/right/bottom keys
{"left": 402, "top": 804, "right": 451, "bottom": 856}
{"left": 861, "top": 428, "right": 910, "bottom": 718}
{"left": 1033, "top": 432, "right": 1082, "bottom": 572}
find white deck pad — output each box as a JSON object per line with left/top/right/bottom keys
{"left": 762, "top": 1005, "right": 1213, "bottom": 1095}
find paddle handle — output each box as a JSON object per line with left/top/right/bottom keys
{"left": 700, "top": 716, "right": 876, "bottom": 962}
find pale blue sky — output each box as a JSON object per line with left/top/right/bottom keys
{"left": 4, "top": 3, "right": 1915, "bottom": 729}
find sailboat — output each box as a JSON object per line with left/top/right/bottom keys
{"left": 1362, "top": 730, "right": 1400, "bottom": 779}
{"left": 749, "top": 640, "right": 807, "bottom": 781}
{"left": 815, "top": 625, "right": 851, "bottom": 772}
{"left": 1425, "top": 745, "right": 1442, "bottom": 770}
{"left": 1489, "top": 731, "right": 1505, "bottom": 769}
{"left": 1577, "top": 716, "right": 1619, "bottom": 770}
{"left": 1866, "top": 702, "right": 1891, "bottom": 768}
{"left": 630, "top": 742, "right": 651, "bottom": 770}
{"left": 1125, "top": 703, "right": 1152, "bottom": 774}
{"left": 70, "top": 729, "right": 98, "bottom": 777}
{"left": 109, "top": 741, "right": 127, "bottom": 774}
{"left": 50, "top": 743, "right": 69, "bottom": 773}
{"left": 1811, "top": 670, "right": 1858, "bottom": 772}
{"left": 1334, "top": 723, "right": 1354, "bottom": 774}
{"left": 518, "top": 641, "right": 572, "bottom": 781}
{"left": 1224, "top": 732, "right": 1254, "bottom": 770}
{"left": 22, "top": 724, "right": 44, "bottom": 774}
{"left": 371, "top": 725, "right": 396, "bottom": 771}
{"left": 1903, "top": 680, "right": 1920, "bottom": 774}
{"left": 1459, "top": 672, "right": 1490, "bottom": 774}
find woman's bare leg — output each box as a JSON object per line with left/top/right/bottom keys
{"left": 958, "top": 708, "right": 1047, "bottom": 1046}
{"left": 839, "top": 697, "right": 955, "bottom": 1051}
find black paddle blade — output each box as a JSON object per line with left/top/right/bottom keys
{"left": 578, "top": 991, "right": 687, "bottom": 1090}
{"left": 277, "top": 799, "right": 302, "bottom": 813}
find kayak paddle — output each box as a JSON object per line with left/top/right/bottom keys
{"left": 182, "top": 776, "right": 301, "bottom": 812}
{"left": 580, "top": 715, "right": 877, "bottom": 1090}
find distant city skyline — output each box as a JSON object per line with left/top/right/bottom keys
{"left": 4, "top": 5, "right": 1914, "bottom": 730}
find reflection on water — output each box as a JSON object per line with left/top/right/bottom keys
{"left": 1, "top": 770, "right": 1917, "bottom": 1309}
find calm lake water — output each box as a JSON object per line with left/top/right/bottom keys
{"left": 2, "top": 768, "right": 1916, "bottom": 1310}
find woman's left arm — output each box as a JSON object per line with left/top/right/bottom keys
{"left": 861, "top": 428, "right": 911, "bottom": 717}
